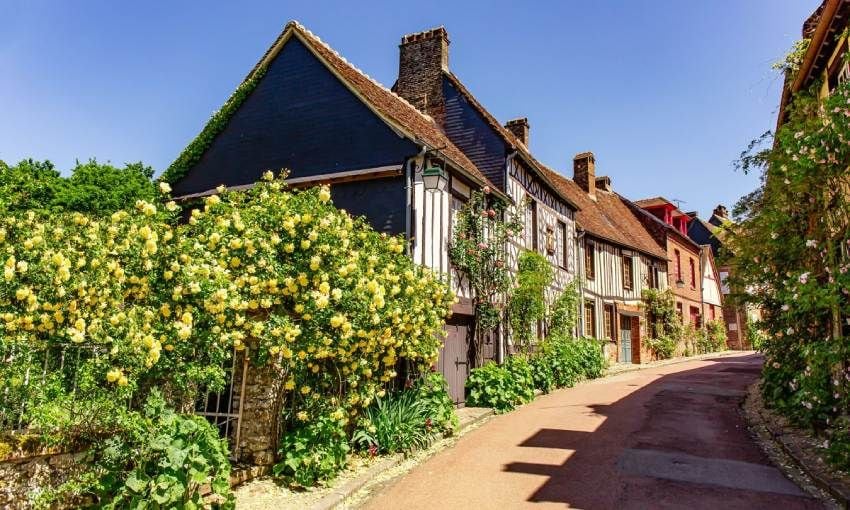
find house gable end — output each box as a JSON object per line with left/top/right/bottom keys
{"left": 171, "top": 36, "right": 419, "bottom": 197}
{"left": 442, "top": 77, "right": 508, "bottom": 190}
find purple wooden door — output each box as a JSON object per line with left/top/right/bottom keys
{"left": 438, "top": 321, "right": 470, "bottom": 406}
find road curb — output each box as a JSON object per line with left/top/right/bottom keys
{"left": 743, "top": 382, "right": 850, "bottom": 508}
{"left": 308, "top": 406, "right": 495, "bottom": 510}
{"left": 603, "top": 350, "right": 747, "bottom": 377}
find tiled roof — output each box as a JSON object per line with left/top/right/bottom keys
{"left": 539, "top": 166, "right": 668, "bottom": 260}
{"left": 236, "top": 21, "right": 506, "bottom": 199}
{"left": 441, "top": 71, "right": 579, "bottom": 210}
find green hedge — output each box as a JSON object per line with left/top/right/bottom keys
{"left": 466, "top": 336, "right": 605, "bottom": 412}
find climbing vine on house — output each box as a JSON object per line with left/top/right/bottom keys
{"left": 508, "top": 250, "right": 552, "bottom": 352}
{"left": 449, "top": 188, "right": 523, "bottom": 367}
{"left": 729, "top": 69, "right": 850, "bottom": 471}
{"left": 642, "top": 288, "right": 680, "bottom": 359}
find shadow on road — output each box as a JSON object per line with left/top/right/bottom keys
{"left": 502, "top": 354, "right": 822, "bottom": 509}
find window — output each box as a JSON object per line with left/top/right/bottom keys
{"left": 603, "top": 304, "right": 615, "bottom": 340}
{"left": 526, "top": 200, "right": 538, "bottom": 251}
{"left": 690, "top": 306, "right": 701, "bottom": 327}
{"left": 650, "top": 266, "right": 660, "bottom": 289}
{"left": 689, "top": 258, "right": 696, "bottom": 288}
{"left": 545, "top": 227, "right": 555, "bottom": 255}
{"left": 709, "top": 306, "right": 716, "bottom": 321}
{"left": 674, "top": 249, "right": 682, "bottom": 283}
{"left": 585, "top": 241, "right": 595, "bottom": 280}
{"left": 676, "top": 302, "right": 683, "bottom": 322}
{"left": 584, "top": 301, "right": 596, "bottom": 337}
{"left": 622, "top": 255, "right": 633, "bottom": 290}
{"left": 558, "top": 221, "right": 567, "bottom": 268}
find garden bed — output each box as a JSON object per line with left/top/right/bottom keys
{"left": 233, "top": 407, "right": 493, "bottom": 509}
{"left": 743, "top": 381, "right": 849, "bottom": 508}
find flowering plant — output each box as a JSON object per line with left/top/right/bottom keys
{"left": 729, "top": 75, "right": 850, "bottom": 471}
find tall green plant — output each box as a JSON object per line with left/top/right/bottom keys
{"left": 547, "top": 281, "right": 581, "bottom": 338}
{"left": 509, "top": 250, "right": 552, "bottom": 352}
{"left": 729, "top": 70, "right": 850, "bottom": 471}
{"left": 642, "top": 288, "right": 682, "bottom": 359}
{"left": 450, "top": 189, "right": 523, "bottom": 367}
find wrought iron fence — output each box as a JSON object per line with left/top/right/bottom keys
{"left": 1, "top": 343, "right": 247, "bottom": 462}
{"left": 0, "top": 343, "right": 107, "bottom": 432}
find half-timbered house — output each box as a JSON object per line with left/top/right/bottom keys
{"left": 541, "top": 154, "right": 669, "bottom": 364}
{"left": 391, "top": 28, "right": 580, "bottom": 358}
{"left": 167, "top": 21, "right": 513, "bottom": 404}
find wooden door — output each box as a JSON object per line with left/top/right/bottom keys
{"left": 619, "top": 316, "right": 632, "bottom": 363}
{"left": 438, "top": 321, "right": 470, "bottom": 406}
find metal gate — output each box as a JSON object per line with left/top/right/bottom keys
{"left": 194, "top": 349, "right": 247, "bottom": 460}
{"left": 619, "top": 316, "right": 632, "bottom": 363}
{"left": 438, "top": 320, "right": 470, "bottom": 406}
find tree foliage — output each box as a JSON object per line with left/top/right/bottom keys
{"left": 0, "top": 158, "right": 158, "bottom": 215}
{"left": 728, "top": 78, "right": 850, "bottom": 471}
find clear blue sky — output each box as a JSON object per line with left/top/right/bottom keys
{"left": 0, "top": 0, "right": 816, "bottom": 218}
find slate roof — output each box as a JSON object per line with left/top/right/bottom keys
{"left": 440, "top": 71, "right": 579, "bottom": 210}
{"left": 538, "top": 166, "right": 668, "bottom": 260}
{"left": 176, "top": 21, "right": 506, "bottom": 200}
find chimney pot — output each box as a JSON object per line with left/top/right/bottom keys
{"left": 594, "top": 175, "right": 611, "bottom": 193}
{"left": 573, "top": 152, "right": 596, "bottom": 198}
{"left": 396, "top": 27, "right": 450, "bottom": 125}
{"left": 712, "top": 204, "right": 728, "bottom": 219}
{"left": 504, "top": 118, "right": 530, "bottom": 146}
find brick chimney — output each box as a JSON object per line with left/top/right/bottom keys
{"left": 573, "top": 152, "right": 596, "bottom": 199}
{"left": 396, "top": 27, "right": 450, "bottom": 126}
{"left": 712, "top": 204, "right": 728, "bottom": 219}
{"left": 504, "top": 118, "right": 529, "bottom": 146}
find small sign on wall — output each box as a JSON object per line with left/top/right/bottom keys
{"left": 728, "top": 323, "right": 738, "bottom": 331}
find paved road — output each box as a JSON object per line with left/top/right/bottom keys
{"left": 362, "top": 353, "right": 822, "bottom": 509}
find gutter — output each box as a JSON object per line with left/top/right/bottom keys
{"left": 777, "top": 0, "right": 841, "bottom": 129}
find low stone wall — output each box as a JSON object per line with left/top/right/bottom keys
{"left": 0, "top": 450, "right": 87, "bottom": 509}
{"left": 230, "top": 351, "right": 285, "bottom": 466}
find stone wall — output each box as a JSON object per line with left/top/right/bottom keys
{"left": 0, "top": 450, "right": 87, "bottom": 509}
{"left": 229, "top": 351, "right": 285, "bottom": 466}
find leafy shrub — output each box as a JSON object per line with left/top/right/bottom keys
{"left": 538, "top": 335, "right": 605, "bottom": 387}
{"left": 697, "top": 320, "right": 727, "bottom": 354}
{"left": 547, "top": 281, "right": 580, "bottom": 338}
{"left": 352, "top": 390, "right": 438, "bottom": 455}
{"left": 508, "top": 250, "right": 552, "bottom": 352}
{"left": 100, "top": 393, "right": 234, "bottom": 509}
{"left": 36, "top": 392, "right": 234, "bottom": 509}
{"left": 529, "top": 354, "right": 555, "bottom": 393}
{"left": 646, "top": 335, "right": 676, "bottom": 360}
{"left": 466, "top": 356, "right": 535, "bottom": 412}
{"left": 274, "top": 414, "right": 350, "bottom": 487}
{"left": 414, "top": 372, "right": 459, "bottom": 435}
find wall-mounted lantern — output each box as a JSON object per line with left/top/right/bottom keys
{"left": 422, "top": 164, "right": 447, "bottom": 192}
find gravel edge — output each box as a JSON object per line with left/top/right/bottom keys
{"left": 742, "top": 381, "right": 846, "bottom": 509}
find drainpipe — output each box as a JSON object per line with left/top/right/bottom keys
{"left": 497, "top": 151, "right": 518, "bottom": 364}
{"left": 576, "top": 227, "right": 586, "bottom": 338}
{"left": 405, "top": 146, "right": 428, "bottom": 258}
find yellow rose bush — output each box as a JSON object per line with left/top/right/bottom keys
{"left": 176, "top": 175, "right": 454, "bottom": 484}
{"left": 0, "top": 171, "right": 454, "bottom": 500}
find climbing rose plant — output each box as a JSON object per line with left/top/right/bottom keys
{"left": 0, "top": 172, "right": 455, "bottom": 501}
{"left": 729, "top": 76, "right": 850, "bottom": 471}
{"left": 449, "top": 188, "right": 523, "bottom": 367}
